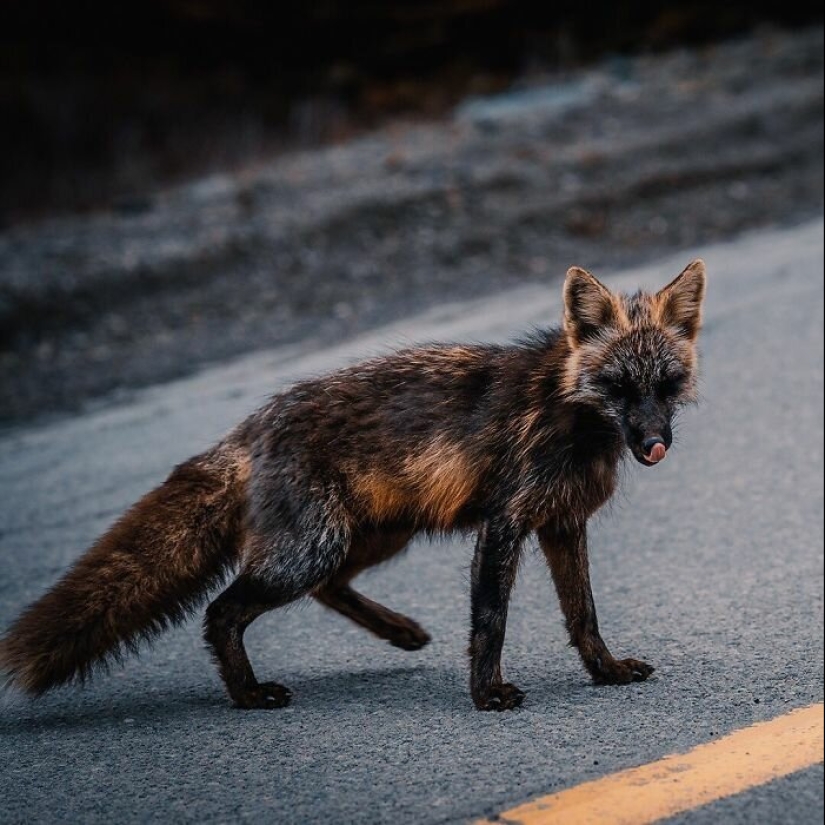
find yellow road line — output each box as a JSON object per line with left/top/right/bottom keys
{"left": 477, "top": 703, "right": 824, "bottom": 825}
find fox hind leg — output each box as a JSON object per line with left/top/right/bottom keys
{"left": 205, "top": 513, "right": 350, "bottom": 708}
{"left": 316, "top": 584, "right": 431, "bottom": 651}
{"left": 314, "top": 530, "right": 431, "bottom": 651}
{"left": 204, "top": 573, "right": 296, "bottom": 709}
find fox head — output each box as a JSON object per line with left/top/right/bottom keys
{"left": 562, "top": 260, "right": 706, "bottom": 467}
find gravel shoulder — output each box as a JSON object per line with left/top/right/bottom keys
{"left": 1, "top": 26, "right": 822, "bottom": 426}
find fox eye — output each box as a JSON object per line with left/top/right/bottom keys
{"left": 601, "top": 376, "right": 632, "bottom": 401}
{"left": 657, "top": 374, "right": 686, "bottom": 398}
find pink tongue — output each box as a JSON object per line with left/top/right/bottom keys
{"left": 647, "top": 443, "right": 667, "bottom": 463}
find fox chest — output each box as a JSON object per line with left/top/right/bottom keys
{"left": 514, "top": 455, "right": 619, "bottom": 529}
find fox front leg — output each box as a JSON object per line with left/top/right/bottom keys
{"left": 538, "top": 523, "right": 654, "bottom": 685}
{"left": 469, "top": 519, "right": 526, "bottom": 711}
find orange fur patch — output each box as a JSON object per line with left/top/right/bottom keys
{"left": 610, "top": 294, "right": 632, "bottom": 330}
{"left": 235, "top": 451, "right": 252, "bottom": 486}
{"left": 352, "top": 471, "right": 412, "bottom": 522}
{"left": 404, "top": 439, "right": 483, "bottom": 528}
{"left": 353, "top": 439, "right": 483, "bottom": 528}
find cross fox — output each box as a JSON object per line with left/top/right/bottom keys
{"left": 1, "top": 261, "right": 706, "bottom": 711}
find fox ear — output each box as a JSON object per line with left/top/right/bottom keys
{"left": 656, "top": 259, "right": 707, "bottom": 341}
{"left": 564, "top": 266, "right": 621, "bottom": 346}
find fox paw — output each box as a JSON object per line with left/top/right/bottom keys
{"left": 473, "top": 682, "right": 526, "bottom": 711}
{"left": 233, "top": 681, "right": 293, "bottom": 709}
{"left": 387, "top": 620, "right": 431, "bottom": 651}
{"left": 591, "top": 657, "right": 655, "bottom": 685}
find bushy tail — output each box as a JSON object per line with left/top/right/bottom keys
{"left": 0, "top": 445, "right": 249, "bottom": 696}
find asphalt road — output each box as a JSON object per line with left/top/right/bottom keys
{"left": 1, "top": 219, "right": 823, "bottom": 824}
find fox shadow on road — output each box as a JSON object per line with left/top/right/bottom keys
{"left": 1, "top": 659, "right": 634, "bottom": 734}
{"left": 1, "top": 663, "right": 475, "bottom": 732}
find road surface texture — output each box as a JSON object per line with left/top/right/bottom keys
{"left": 1, "top": 219, "right": 823, "bottom": 823}
{"left": 1, "top": 26, "right": 822, "bottom": 425}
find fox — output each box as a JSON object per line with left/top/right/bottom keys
{"left": 1, "top": 260, "right": 706, "bottom": 711}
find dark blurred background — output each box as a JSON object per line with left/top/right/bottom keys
{"left": 3, "top": 0, "right": 822, "bottom": 224}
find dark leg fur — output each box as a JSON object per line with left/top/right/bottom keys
{"left": 469, "top": 520, "right": 526, "bottom": 711}
{"left": 204, "top": 574, "right": 294, "bottom": 709}
{"left": 316, "top": 585, "right": 431, "bottom": 650}
{"left": 538, "top": 524, "right": 654, "bottom": 685}
{"left": 314, "top": 530, "right": 429, "bottom": 651}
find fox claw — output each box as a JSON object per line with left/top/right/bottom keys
{"left": 388, "top": 622, "right": 431, "bottom": 651}
{"left": 474, "top": 682, "right": 526, "bottom": 711}
{"left": 591, "top": 657, "right": 655, "bottom": 685}
{"left": 233, "top": 681, "right": 293, "bottom": 709}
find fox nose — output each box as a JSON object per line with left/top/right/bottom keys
{"left": 642, "top": 437, "right": 667, "bottom": 464}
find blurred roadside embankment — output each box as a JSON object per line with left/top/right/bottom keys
{"left": 2, "top": 1, "right": 821, "bottom": 224}
{"left": 0, "top": 26, "right": 823, "bottom": 426}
